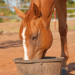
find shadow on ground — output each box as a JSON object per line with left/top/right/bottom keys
{"left": 0, "top": 40, "right": 22, "bottom": 49}
{"left": 67, "top": 62, "right": 75, "bottom": 75}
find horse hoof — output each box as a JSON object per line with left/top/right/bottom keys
{"left": 61, "top": 67, "right": 68, "bottom": 75}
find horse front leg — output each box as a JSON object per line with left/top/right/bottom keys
{"left": 55, "top": 0, "right": 69, "bottom": 68}
{"left": 59, "top": 25, "right": 69, "bottom": 67}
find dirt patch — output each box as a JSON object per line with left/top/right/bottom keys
{"left": 0, "top": 31, "right": 75, "bottom": 75}
{"left": 0, "top": 21, "right": 75, "bottom": 75}
{"left": 0, "top": 20, "right": 75, "bottom": 32}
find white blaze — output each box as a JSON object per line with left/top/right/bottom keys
{"left": 22, "top": 27, "right": 29, "bottom": 60}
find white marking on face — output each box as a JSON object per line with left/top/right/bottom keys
{"left": 22, "top": 27, "right": 29, "bottom": 60}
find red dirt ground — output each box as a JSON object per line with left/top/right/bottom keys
{"left": 0, "top": 21, "right": 75, "bottom": 75}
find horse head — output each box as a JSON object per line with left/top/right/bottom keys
{"left": 13, "top": 3, "right": 53, "bottom": 60}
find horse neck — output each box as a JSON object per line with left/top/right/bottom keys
{"left": 30, "top": 0, "right": 55, "bottom": 25}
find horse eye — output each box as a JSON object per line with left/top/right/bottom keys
{"left": 32, "top": 35, "right": 38, "bottom": 40}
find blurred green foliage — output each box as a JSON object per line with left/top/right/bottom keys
{"left": 0, "top": 0, "right": 7, "bottom": 15}
{"left": 67, "top": 0, "right": 75, "bottom": 17}
{"left": 0, "top": 0, "right": 16, "bottom": 22}
{"left": 0, "top": 18, "right": 3, "bottom": 22}
{"left": 0, "top": 0, "right": 11, "bottom": 16}
{"left": 67, "top": 0, "right": 74, "bottom": 4}
{"left": 67, "top": 0, "right": 75, "bottom": 8}
{"left": 0, "top": 0, "right": 75, "bottom": 22}
{"left": 19, "top": 0, "right": 30, "bottom": 13}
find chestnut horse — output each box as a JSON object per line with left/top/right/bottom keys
{"left": 13, "top": 0, "right": 69, "bottom": 67}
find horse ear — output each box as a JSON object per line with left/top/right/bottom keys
{"left": 13, "top": 6, "right": 25, "bottom": 19}
{"left": 33, "top": 3, "right": 41, "bottom": 18}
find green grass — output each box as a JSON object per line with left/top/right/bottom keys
{"left": 68, "top": 26, "right": 75, "bottom": 31}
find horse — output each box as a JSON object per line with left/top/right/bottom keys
{"left": 13, "top": 0, "right": 69, "bottom": 68}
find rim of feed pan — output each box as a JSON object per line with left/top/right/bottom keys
{"left": 13, "top": 57, "right": 64, "bottom": 64}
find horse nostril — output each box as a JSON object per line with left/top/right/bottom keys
{"left": 32, "top": 35, "right": 38, "bottom": 40}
